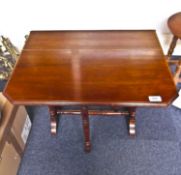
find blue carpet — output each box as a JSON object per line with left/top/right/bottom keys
{"left": 18, "top": 105, "right": 181, "bottom": 175}
{"left": 0, "top": 80, "right": 7, "bottom": 91}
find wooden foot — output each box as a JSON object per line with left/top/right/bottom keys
{"left": 127, "top": 108, "right": 136, "bottom": 136}
{"left": 167, "top": 36, "right": 178, "bottom": 60}
{"left": 81, "top": 107, "right": 91, "bottom": 152}
{"left": 48, "top": 106, "right": 58, "bottom": 135}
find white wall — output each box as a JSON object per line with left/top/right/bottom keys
{"left": 1, "top": 0, "right": 181, "bottom": 54}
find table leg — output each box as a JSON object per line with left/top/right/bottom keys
{"left": 48, "top": 106, "right": 58, "bottom": 135}
{"left": 81, "top": 107, "right": 91, "bottom": 152}
{"left": 173, "top": 60, "right": 181, "bottom": 84}
{"left": 126, "top": 107, "right": 136, "bottom": 136}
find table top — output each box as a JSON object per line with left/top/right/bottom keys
{"left": 3, "top": 30, "right": 178, "bottom": 107}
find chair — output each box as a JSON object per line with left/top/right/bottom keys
{"left": 167, "top": 12, "right": 181, "bottom": 85}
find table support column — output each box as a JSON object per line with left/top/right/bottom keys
{"left": 128, "top": 107, "right": 136, "bottom": 136}
{"left": 48, "top": 106, "right": 58, "bottom": 135}
{"left": 81, "top": 107, "right": 91, "bottom": 152}
{"left": 125, "top": 107, "right": 136, "bottom": 136}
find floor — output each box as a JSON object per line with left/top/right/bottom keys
{"left": 18, "top": 104, "right": 181, "bottom": 175}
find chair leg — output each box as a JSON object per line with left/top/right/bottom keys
{"left": 167, "top": 36, "right": 178, "bottom": 60}
{"left": 81, "top": 107, "right": 91, "bottom": 152}
{"left": 173, "top": 60, "right": 181, "bottom": 84}
{"left": 48, "top": 106, "right": 58, "bottom": 135}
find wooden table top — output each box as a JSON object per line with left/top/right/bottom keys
{"left": 3, "top": 30, "right": 178, "bottom": 107}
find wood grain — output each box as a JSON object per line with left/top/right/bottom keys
{"left": 3, "top": 30, "right": 177, "bottom": 107}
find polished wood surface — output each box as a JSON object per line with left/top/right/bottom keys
{"left": 4, "top": 30, "right": 177, "bottom": 106}
{"left": 81, "top": 107, "right": 91, "bottom": 152}
{"left": 168, "top": 12, "right": 181, "bottom": 38}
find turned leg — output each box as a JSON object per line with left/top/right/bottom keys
{"left": 125, "top": 107, "right": 136, "bottom": 136}
{"left": 81, "top": 107, "right": 91, "bottom": 152}
{"left": 167, "top": 36, "right": 178, "bottom": 60}
{"left": 173, "top": 60, "right": 181, "bottom": 84}
{"left": 48, "top": 106, "right": 58, "bottom": 135}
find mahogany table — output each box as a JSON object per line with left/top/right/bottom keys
{"left": 3, "top": 30, "right": 178, "bottom": 152}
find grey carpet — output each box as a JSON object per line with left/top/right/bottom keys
{"left": 18, "top": 105, "right": 181, "bottom": 175}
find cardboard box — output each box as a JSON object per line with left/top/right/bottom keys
{"left": 0, "top": 92, "right": 15, "bottom": 147}
{"left": 0, "top": 92, "right": 31, "bottom": 175}
{"left": 0, "top": 93, "right": 6, "bottom": 107}
{"left": 11, "top": 106, "right": 31, "bottom": 149}
{"left": 0, "top": 93, "right": 9, "bottom": 124}
{"left": 0, "top": 141, "right": 21, "bottom": 175}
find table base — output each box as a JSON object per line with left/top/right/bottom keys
{"left": 48, "top": 106, "right": 136, "bottom": 152}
